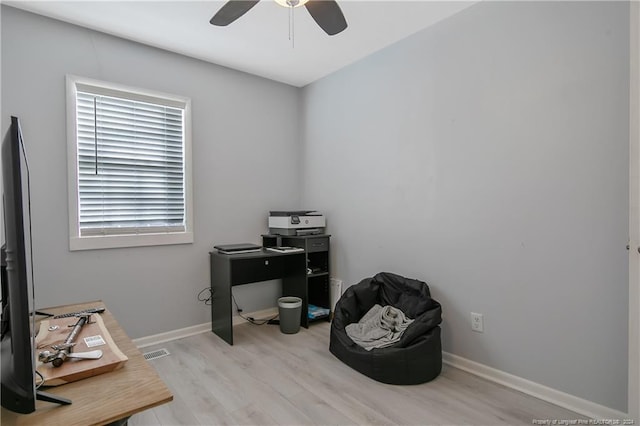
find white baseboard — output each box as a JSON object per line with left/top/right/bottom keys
{"left": 442, "top": 352, "right": 629, "bottom": 421}
{"left": 133, "top": 320, "right": 628, "bottom": 420}
{"left": 133, "top": 307, "right": 279, "bottom": 348}
{"left": 133, "top": 322, "right": 211, "bottom": 348}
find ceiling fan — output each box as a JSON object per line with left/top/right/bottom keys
{"left": 210, "top": 0, "right": 348, "bottom": 36}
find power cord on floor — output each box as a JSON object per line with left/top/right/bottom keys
{"left": 198, "top": 287, "right": 278, "bottom": 325}
{"left": 232, "top": 294, "right": 279, "bottom": 326}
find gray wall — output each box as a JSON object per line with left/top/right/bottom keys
{"left": 1, "top": 6, "right": 301, "bottom": 338}
{"left": 301, "top": 1, "right": 629, "bottom": 412}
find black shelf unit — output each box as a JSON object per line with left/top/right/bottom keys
{"left": 262, "top": 234, "right": 331, "bottom": 327}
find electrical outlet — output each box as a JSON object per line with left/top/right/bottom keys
{"left": 471, "top": 312, "right": 484, "bottom": 333}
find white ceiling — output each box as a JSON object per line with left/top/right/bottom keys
{"left": 6, "top": 1, "right": 476, "bottom": 87}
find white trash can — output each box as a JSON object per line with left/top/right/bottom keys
{"left": 278, "top": 296, "right": 302, "bottom": 334}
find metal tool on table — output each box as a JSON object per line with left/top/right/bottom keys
{"left": 38, "top": 313, "right": 103, "bottom": 367}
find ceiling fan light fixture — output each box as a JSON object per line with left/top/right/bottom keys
{"left": 274, "top": 0, "right": 310, "bottom": 8}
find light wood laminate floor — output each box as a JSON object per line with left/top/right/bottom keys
{"left": 130, "top": 321, "right": 585, "bottom": 425}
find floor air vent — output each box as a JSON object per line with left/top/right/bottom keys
{"left": 143, "top": 348, "right": 170, "bottom": 361}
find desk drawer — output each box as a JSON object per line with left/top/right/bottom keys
{"left": 231, "top": 256, "right": 285, "bottom": 285}
{"left": 307, "top": 237, "right": 329, "bottom": 253}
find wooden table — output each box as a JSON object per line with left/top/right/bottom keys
{"left": 1, "top": 301, "right": 173, "bottom": 425}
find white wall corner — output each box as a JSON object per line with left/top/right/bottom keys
{"left": 629, "top": 0, "right": 640, "bottom": 421}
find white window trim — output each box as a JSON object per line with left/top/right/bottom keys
{"left": 66, "top": 75, "right": 194, "bottom": 251}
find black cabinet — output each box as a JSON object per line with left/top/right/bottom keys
{"left": 262, "top": 234, "right": 331, "bottom": 327}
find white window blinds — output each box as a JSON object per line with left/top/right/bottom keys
{"left": 75, "top": 91, "right": 186, "bottom": 236}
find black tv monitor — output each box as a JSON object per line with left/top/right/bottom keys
{"left": 1, "top": 116, "right": 69, "bottom": 413}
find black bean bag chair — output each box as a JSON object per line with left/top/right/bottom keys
{"left": 329, "top": 272, "right": 442, "bottom": 385}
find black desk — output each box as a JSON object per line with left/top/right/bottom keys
{"left": 209, "top": 249, "right": 307, "bottom": 345}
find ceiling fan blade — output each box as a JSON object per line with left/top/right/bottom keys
{"left": 304, "top": 0, "right": 347, "bottom": 36}
{"left": 210, "top": 0, "right": 261, "bottom": 26}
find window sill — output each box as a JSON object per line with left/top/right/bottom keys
{"left": 69, "top": 232, "right": 194, "bottom": 251}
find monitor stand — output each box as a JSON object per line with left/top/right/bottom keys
{"left": 37, "top": 390, "right": 71, "bottom": 406}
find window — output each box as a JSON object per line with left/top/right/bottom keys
{"left": 66, "top": 75, "right": 193, "bottom": 250}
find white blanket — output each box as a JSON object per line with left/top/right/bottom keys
{"left": 345, "top": 304, "right": 414, "bottom": 351}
